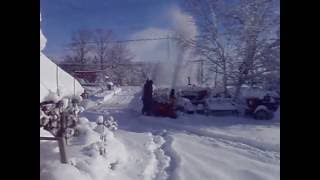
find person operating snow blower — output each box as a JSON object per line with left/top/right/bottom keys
{"left": 142, "top": 79, "right": 153, "bottom": 115}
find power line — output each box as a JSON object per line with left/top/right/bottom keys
{"left": 65, "top": 34, "right": 207, "bottom": 46}
{"left": 65, "top": 36, "right": 175, "bottom": 47}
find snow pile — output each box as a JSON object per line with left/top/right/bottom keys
{"left": 100, "top": 88, "right": 122, "bottom": 103}
{"left": 80, "top": 87, "right": 122, "bottom": 110}
{"left": 40, "top": 115, "right": 127, "bottom": 180}
{"left": 40, "top": 13, "right": 83, "bottom": 102}
{"left": 41, "top": 162, "right": 90, "bottom": 180}
{"left": 81, "top": 99, "right": 99, "bottom": 110}
{"left": 40, "top": 127, "right": 54, "bottom": 137}
{"left": 93, "top": 87, "right": 122, "bottom": 104}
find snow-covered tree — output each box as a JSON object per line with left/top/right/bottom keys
{"left": 184, "top": 0, "right": 279, "bottom": 98}
{"left": 105, "top": 43, "right": 134, "bottom": 85}
{"left": 67, "top": 30, "right": 93, "bottom": 68}
{"left": 226, "top": 0, "right": 280, "bottom": 99}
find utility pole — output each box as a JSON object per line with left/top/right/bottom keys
{"left": 56, "top": 64, "right": 60, "bottom": 96}
{"left": 191, "top": 59, "right": 205, "bottom": 85}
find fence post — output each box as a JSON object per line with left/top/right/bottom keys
{"left": 73, "top": 75, "right": 76, "bottom": 97}
{"left": 58, "top": 112, "right": 68, "bottom": 164}
{"left": 56, "top": 64, "right": 60, "bottom": 96}
{"left": 57, "top": 136, "right": 68, "bottom": 164}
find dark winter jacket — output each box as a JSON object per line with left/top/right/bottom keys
{"left": 142, "top": 80, "right": 153, "bottom": 103}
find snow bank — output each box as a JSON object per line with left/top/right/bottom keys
{"left": 81, "top": 99, "right": 98, "bottom": 110}
{"left": 40, "top": 127, "right": 54, "bottom": 137}
{"left": 40, "top": 162, "right": 90, "bottom": 180}
{"left": 101, "top": 88, "right": 122, "bottom": 102}
{"left": 40, "top": 13, "right": 83, "bottom": 102}
{"left": 40, "top": 115, "right": 128, "bottom": 180}
{"left": 80, "top": 87, "right": 122, "bottom": 110}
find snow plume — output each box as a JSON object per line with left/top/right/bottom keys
{"left": 129, "top": 28, "right": 169, "bottom": 63}
{"left": 170, "top": 6, "right": 197, "bottom": 41}
{"left": 128, "top": 6, "right": 199, "bottom": 88}
{"left": 170, "top": 6, "right": 199, "bottom": 89}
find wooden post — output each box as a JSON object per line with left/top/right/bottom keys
{"left": 57, "top": 136, "right": 68, "bottom": 164}
{"left": 73, "top": 76, "right": 76, "bottom": 97}
{"left": 58, "top": 112, "right": 68, "bottom": 164}
{"left": 40, "top": 135, "right": 68, "bottom": 163}
{"left": 56, "top": 65, "right": 60, "bottom": 96}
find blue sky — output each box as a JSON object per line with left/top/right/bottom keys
{"left": 40, "top": 0, "right": 185, "bottom": 60}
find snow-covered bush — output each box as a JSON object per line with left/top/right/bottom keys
{"left": 95, "top": 115, "right": 118, "bottom": 132}
{"left": 40, "top": 96, "right": 84, "bottom": 138}
{"left": 104, "top": 116, "right": 118, "bottom": 131}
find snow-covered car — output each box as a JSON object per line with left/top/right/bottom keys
{"left": 176, "top": 97, "right": 196, "bottom": 114}
{"left": 178, "top": 86, "right": 209, "bottom": 105}
{"left": 227, "top": 86, "right": 280, "bottom": 120}
{"left": 196, "top": 104, "right": 206, "bottom": 114}
{"left": 205, "top": 97, "right": 239, "bottom": 116}
{"left": 245, "top": 94, "right": 280, "bottom": 120}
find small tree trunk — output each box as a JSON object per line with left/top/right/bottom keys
{"left": 222, "top": 57, "right": 228, "bottom": 97}
{"left": 233, "top": 76, "right": 244, "bottom": 101}
{"left": 214, "top": 65, "right": 218, "bottom": 88}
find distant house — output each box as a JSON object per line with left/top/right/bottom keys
{"left": 73, "top": 70, "right": 104, "bottom": 86}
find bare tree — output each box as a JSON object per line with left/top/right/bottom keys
{"left": 68, "top": 30, "right": 93, "bottom": 69}
{"left": 106, "top": 43, "right": 134, "bottom": 85}
{"left": 183, "top": 0, "right": 237, "bottom": 96}
{"left": 92, "top": 29, "right": 114, "bottom": 70}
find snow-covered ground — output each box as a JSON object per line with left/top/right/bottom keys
{"left": 41, "top": 86, "right": 280, "bottom": 180}
{"left": 81, "top": 86, "right": 122, "bottom": 110}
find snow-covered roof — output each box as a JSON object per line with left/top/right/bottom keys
{"left": 74, "top": 70, "right": 104, "bottom": 73}
{"left": 40, "top": 13, "right": 83, "bottom": 102}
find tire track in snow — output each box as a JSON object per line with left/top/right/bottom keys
{"left": 143, "top": 130, "right": 182, "bottom": 180}
{"left": 143, "top": 132, "right": 171, "bottom": 180}
{"left": 141, "top": 118, "right": 279, "bottom": 157}
{"left": 182, "top": 130, "right": 280, "bottom": 165}
{"left": 134, "top": 117, "right": 279, "bottom": 166}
